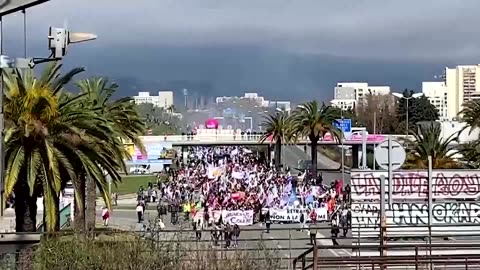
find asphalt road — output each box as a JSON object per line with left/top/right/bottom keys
{"left": 97, "top": 208, "right": 353, "bottom": 269}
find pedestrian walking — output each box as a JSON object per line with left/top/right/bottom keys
{"left": 265, "top": 210, "right": 271, "bottom": 233}
{"left": 331, "top": 218, "right": 340, "bottom": 246}
{"left": 309, "top": 222, "right": 317, "bottom": 245}
{"left": 195, "top": 220, "right": 202, "bottom": 241}
{"left": 224, "top": 223, "right": 232, "bottom": 248}
{"left": 101, "top": 207, "right": 110, "bottom": 226}
{"left": 232, "top": 224, "right": 240, "bottom": 247}
{"left": 136, "top": 203, "right": 143, "bottom": 223}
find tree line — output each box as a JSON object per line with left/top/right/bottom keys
{"left": 261, "top": 93, "right": 480, "bottom": 173}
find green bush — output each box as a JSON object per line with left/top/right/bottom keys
{"left": 19, "top": 233, "right": 282, "bottom": 270}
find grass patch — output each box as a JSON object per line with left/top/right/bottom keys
{"left": 113, "top": 175, "right": 157, "bottom": 195}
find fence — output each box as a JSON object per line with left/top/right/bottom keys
{"left": 2, "top": 225, "right": 480, "bottom": 269}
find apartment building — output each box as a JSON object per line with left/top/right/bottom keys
{"left": 422, "top": 81, "right": 448, "bottom": 121}
{"left": 330, "top": 82, "right": 390, "bottom": 110}
{"left": 133, "top": 91, "right": 174, "bottom": 108}
{"left": 444, "top": 65, "right": 480, "bottom": 119}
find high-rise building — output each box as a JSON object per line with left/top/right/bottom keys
{"left": 445, "top": 65, "right": 480, "bottom": 120}
{"left": 133, "top": 91, "right": 174, "bottom": 108}
{"left": 330, "top": 82, "right": 390, "bottom": 110}
{"left": 422, "top": 82, "right": 448, "bottom": 121}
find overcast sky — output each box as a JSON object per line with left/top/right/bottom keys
{"left": 0, "top": 0, "right": 478, "bottom": 100}
{"left": 4, "top": 0, "right": 475, "bottom": 60}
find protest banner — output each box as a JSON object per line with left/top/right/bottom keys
{"left": 269, "top": 207, "right": 328, "bottom": 223}
{"left": 222, "top": 210, "right": 254, "bottom": 226}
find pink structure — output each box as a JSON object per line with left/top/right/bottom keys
{"left": 322, "top": 133, "right": 385, "bottom": 143}
{"left": 205, "top": 118, "right": 219, "bottom": 129}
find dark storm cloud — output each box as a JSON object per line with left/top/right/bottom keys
{"left": 3, "top": 0, "right": 480, "bottom": 61}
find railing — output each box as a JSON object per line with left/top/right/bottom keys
{"left": 36, "top": 203, "right": 72, "bottom": 232}
{"left": 139, "top": 134, "right": 409, "bottom": 144}
{"left": 5, "top": 225, "right": 480, "bottom": 269}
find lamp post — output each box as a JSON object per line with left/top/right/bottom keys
{"left": 340, "top": 110, "right": 345, "bottom": 184}
{"left": 391, "top": 92, "right": 423, "bottom": 136}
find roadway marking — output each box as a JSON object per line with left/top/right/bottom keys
{"left": 277, "top": 244, "right": 282, "bottom": 249}
{"left": 316, "top": 232, "right": 352, "bottom": 257}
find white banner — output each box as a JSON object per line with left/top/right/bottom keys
{"left": 196, "top": 210, "right": 254, "bottom": 226}
{"left": 222, "top": 210, "right": 254, "bottom": 226}
{"left": 269, "top": 207, "right": 328, "bottom": 223}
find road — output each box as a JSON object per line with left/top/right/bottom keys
{"left": 98, "top": 208, "right": 353, "bottom": 269}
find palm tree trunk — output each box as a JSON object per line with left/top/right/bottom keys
{"left": 85, "top": 175, "right": 96, "bottom": 238}
{"left": 311, "top": 140, "right": 318, "bottom": 179}
{"left": 274, "top": 139, "right": 282, "bottom": 170}
{"left": 14, "top": 180, "right": 37, "bottom": 232}
{"left": 73, "top": 174, "right": 86, "bottom": 236}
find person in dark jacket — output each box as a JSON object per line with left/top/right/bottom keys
{"left": 265, "top": 210, "right": 271, "bottom": 233}
{"left": 309, "top": 222, "right": 317, "bottom": 245}
{"left": 232, "top": 224, "right": 240, "bottom": 247}
{"left": 331, "top": 219, "right": 340, "bottom": 246}
{"left": 224, "top": 223, "right": 232, "bottom": 248}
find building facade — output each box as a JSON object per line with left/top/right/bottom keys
{"left": 422, "top": 81, "right": 448, "bottom": 121}
{"left": 133, "top": 91, "right": 174, "bottom": 108}
{"left": 445, "top": 65, "right": 480, "bottom": 120}
{"left": 330, "top": 82, "right": 390, "bottom": 110}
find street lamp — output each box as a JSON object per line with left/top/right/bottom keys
{"left": 391, "top": 92, "right": 423, "bottom": 136}
{"left": 340, "top": 110, "right": 345, "bottom": 184}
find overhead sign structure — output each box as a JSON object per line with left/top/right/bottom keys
{"left": 333, "top": 118, "right": 352, "bottom": 140}
{"left": 375, "top": 139, "right": 406, "bottom": 170}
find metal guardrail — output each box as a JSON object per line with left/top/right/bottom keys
{"left": 138, "top": 134, "right": 409, "bottom": 145}
{"left": 4, "top": 225, "right": 480, "bottom": 269}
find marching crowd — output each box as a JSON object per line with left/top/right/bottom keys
{"left": 128, "top": 146, "right": 352, "bottom": 247}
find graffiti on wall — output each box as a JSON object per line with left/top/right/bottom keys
{"left": 351, "top": 171, "right": 480, "bottom": 199}
{"left": 352, "top": 202, "right": 480, "bottom": 226}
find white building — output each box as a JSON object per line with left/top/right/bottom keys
{"left": 133, "top": 91, "right": 174, "bottom": 108}
{"left": 444, "top": 65, "right": 480, "bottom": 120}
{"left": 422, "top": 82, "right": 448, "bottom": 121}
{"left": 330, "top": 82, "right": 390, "bottom": 110}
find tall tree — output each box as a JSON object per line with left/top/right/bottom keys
{"left": 76, "top": 78, "right": 145, "bottom": 235}
{"left": 2, "top": 63, "right": 93, "bottom": 232}
{"left": 291, "top": 101, "right": 341, "bottom": 175}
{"left": 396, "top": 89, "right": 439, "bottom": 133}
{"left": 355, "top": 93, "right": 399, "bottom": 134}
{"left": 259, "top": 112, "right": 291, "bottom": 170}
{"left": 136, "top": 103, "right": 181, "bottom": 135}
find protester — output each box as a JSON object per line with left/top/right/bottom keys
{"left": 309, "top": 222, "right": 317, "bottom": 245}
{"left": 151, "top": 145, "right": 350, "bottom": 232}
{"left": 232, "top": 224, "right": 240, "bottom": 247}
{"left": 331, "top": 218, "right": 340, "bottom": 246}
{"left": 265, "top": 210, "right": 271, "bottom": 233}
{"left": 136, "top": 203, "right": 144, "bottom": 223}
{"left": 101, "top": 207, "right": 110, "bottom": 226}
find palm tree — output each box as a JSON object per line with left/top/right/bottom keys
{"left": 2, "top": 63, "right": 96, "bottom": 232}
{"left": 460, "top": 100, "right": 480, "bottom": 130}
{"left": 76, "top": 78, "right": 145, "bottom": 234}
{"left": 166, "top": 104, "right": 176, "bottom": 114}
{"left": 405, "top": 123, "right": 460, "bottom": 169}
{"left": 290, "top": 101, "right": 341, "bottom": 175}
{"left": 259, "top": 112, "right": 291, "bottom": 170}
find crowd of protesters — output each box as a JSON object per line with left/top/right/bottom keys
{"left": 133, "top": 146, "right": 351, "bottom": 247}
